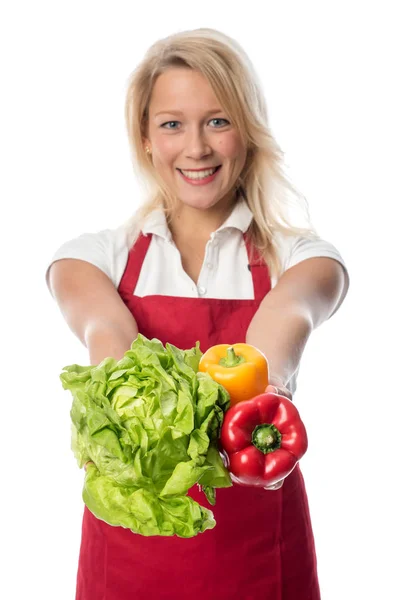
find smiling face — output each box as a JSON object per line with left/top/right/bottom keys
{"left": 143, "top": 68, "right": 247, "bottom": 213}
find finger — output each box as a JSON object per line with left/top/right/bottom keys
{"left": 277, "top": 387, "right": 292, "bottom": 401}
{"left": 266, "top": 384, "right": 279, "bottom": 394}
{"left": 264, "top": 479, "right": 284, "bottom": 491}
{"left": 266, "top": 384, "right": 292, "bottom": 401}
{"left": 84, "top": 461, "right": 94, "bottom": 471}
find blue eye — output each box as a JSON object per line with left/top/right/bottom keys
{"left": 210, "top": 118, "right": 229, "bottom": 127}
{"left": 161, "top": 121, "right": 180, "bottom": 129}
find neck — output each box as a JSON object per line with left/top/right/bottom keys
{"left": 169, "top": 194, "right": 238, "bottom": 242}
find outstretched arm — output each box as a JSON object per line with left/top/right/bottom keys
{"left": 246, "top": 257, "right": 348, "bottom": 394}
{"left": 48, "top": 259, "right": 139, "bottom": 364}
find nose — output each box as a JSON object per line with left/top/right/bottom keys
{"left": 184, "top": 126, "right": 212, "bottom": 160}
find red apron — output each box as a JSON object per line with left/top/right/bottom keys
{"left": 76, "top": 232, "right": 320, "bottom": 600}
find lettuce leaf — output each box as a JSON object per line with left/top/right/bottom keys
{"left": 60, "top": 334, "right": 232, "bottom": 537}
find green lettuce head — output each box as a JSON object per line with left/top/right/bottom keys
{"left": 60, "top": 335, "right": 232, "bottom": 538}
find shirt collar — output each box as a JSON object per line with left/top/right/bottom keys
{"left": 141, "top": 208, "right": 172, "bottom": 241}
{"left": 215, "top": 197, "right": 253, "bottom": 234}
{"left": 141, "top": 198, "right": 253, "bottom": 240}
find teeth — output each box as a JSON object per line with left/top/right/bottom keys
{"left": 180, "top": 167, "right": 218, "bottom": 180}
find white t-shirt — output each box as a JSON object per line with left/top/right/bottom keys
{"left": 45, "top": 200, "right": 349, "bottom": 394}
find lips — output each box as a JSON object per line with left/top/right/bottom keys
{"left": 177, "top": 165, "right": 221, "bottom": 173}
{"left": 177, "top": 164, "right": 222, "bottom": 186}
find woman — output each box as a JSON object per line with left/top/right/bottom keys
{"left": 46, "top": 28, "right": 349, "bottom": 600}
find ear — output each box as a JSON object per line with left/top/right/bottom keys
{"left": 142, "top": 137, "right": 151, "bottom": 154}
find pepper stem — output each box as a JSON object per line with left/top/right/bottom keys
{"left": 252, "top": 424, "right": 282, "bottom": 454}
{"left": 219, "top": 346, "right": 245, "bottom": 368}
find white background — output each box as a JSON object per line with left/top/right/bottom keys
{"left": 2, "top": 1, "right": 399, "bottom": 598}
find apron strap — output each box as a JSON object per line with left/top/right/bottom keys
{"left": 118, "top": 232, "right": 152, "bottom": 296}
{"left": 244, "top": 232, "right": 272, "bottom": 302}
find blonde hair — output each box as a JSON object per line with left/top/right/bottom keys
{"left": 124, "top": 28, "right": 319, "bottom": 280}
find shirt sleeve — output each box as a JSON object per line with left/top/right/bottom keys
{"left": 281, "top": 234, "right": 350, "bottom": 318}
{"left": 45, "top": 226, "right": 129, "bottom": 297}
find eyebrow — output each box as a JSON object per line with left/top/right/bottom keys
{"left": 154, "top": 108, "right": 224, "bottom": 117}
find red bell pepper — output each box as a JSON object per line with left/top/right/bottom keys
{"left": 220, "top": 392, "right": 308, "bottom": 488}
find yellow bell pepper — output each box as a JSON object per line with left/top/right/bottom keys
{"left": 198, "top": 343, "right": 269, "bottom": 406}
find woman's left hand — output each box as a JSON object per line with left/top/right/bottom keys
{"left": 262, "top": 376, "right": 292, "bottom": 490}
